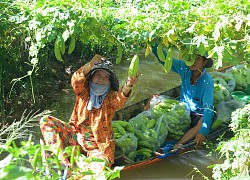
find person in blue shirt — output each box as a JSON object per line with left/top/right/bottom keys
{"left": 152, "top": 45, "right": 214, "bottom": 149}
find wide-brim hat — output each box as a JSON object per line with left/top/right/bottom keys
{"left": 89, "top": 60, "right": 119, "bottom": 91}
{"left": 201, "top": 52, "right": 213, "bottom": 68}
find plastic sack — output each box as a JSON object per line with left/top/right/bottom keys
{"left": 128, "top": 110, "right": 152, "bottom": 130}
{"left": 226, "top": 64, "right": 250, "bottom": 93}
{"left": 149, "top": 95, "right": 172, "bottom": 109}
{"left": 128, "top": 110, "right": 168, "bottom": 151}
{"left": 115, "top": 132, "right": 138, "bottom": 155}
{"left": 154, "top": 114, "right": 169, "bottom": 147}
{"left": 150, "top": 95, "right": 191, "bottom": 140}
{"left": 112, "top": 120, "right": 137, "bottom": 158}
{"left": 211, "top": 71, "right": 236, "bottom": 92}
{"left": 213, "top": 83, "right": 232, "bottom": 106}
{"left": 211, "top": 98, "right": 243, "bottom": 130}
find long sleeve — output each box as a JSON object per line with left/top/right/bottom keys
{"left": 71, "top": 65, "right": 89, "bottom": 96}
{"left": 198, "top": 79, "right": 214, "bottom": 137}
{"left": 152, "top": 44, "right": 185, "bottom": 73}
{"left": 69, "top": 64, "right": 90, "bottom": 127}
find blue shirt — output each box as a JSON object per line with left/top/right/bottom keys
{"left": 152, "top": 45, "right": 214, "bottom": 137}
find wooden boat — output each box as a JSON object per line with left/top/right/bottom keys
{"left": 112, "top": 65, "right": 234, "bottom": 170}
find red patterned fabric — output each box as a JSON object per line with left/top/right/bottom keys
{"left": 40, "top": 64, "right": 128, "bottom": 165}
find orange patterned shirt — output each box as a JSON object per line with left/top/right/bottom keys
{"left": 69, "top": 64, "right": 128, "bottom": 164}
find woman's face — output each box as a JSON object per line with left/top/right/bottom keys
{"left": 189, "top": 56, "right": 207, "bottom": 71}
{"left": 91, "top": 70, "right": 111, "bottom": 85}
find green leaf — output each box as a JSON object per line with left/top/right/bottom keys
{"left": 198, "top": 44, "right": 206, "bottom": 56}
{"left": 2, "top": 165, "right": 33, "bottom": 179}
{"left": 108, "top": 166, "right": 124, "bottom": 179}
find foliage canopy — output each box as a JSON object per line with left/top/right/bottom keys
{"left": 0, "top": 0, "right": 249, "bottom": 112}
{"left": 1, "top": 0, "right": 249, "bottom": 65}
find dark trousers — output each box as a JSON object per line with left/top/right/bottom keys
{"left": 190, "top": 113, "right": 203, "bottom": 128}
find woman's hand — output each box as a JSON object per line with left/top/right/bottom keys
{"left": 126, "top": 75, "right": 139, "bottom": 87}
{"left": 89, "top": 54, "right": 106, "bottom": 68}
{"left": 144, "top": 94, "right": 160, "bottom": 110}
{"left": 195, "top": 133, "right": 206, "bottom": 147}
{"left": 122, "top": 74, "right": 139, "bottom": 97}
{"left": 84, "top": 54, "right": 106, "bottom": 75}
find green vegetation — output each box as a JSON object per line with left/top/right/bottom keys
{"left": 1, "top": 0, "right": 249, "bottom": 116}
{"left": 114, "top": 111, "right": 169, "bottom": 161}
{"left": 0, "top": 111, "right": 123, "bottom": 179}
{"left": 0, "top": 0, "right": 249, "bottom": 179}
{"left": 153, "top": 98, "right": 191, "bottom": 140}
{"left": 210, "top": 103, "right": 250, "bottom": 179}
{"left": 128, "top": 54, "right": 139, "bottom": 77}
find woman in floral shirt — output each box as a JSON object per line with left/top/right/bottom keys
{"left": 40, "top": 54, "right": 138, "bottom": 169}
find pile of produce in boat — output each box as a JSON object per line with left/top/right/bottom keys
{"left": 150, "top": 96, "right": 191, "bottom": 140}
{"left": 210, "top": 65, "right": 250, "bottom": 129}
{"left": 128, "top": 111, "right": 168, "bottom": 161}
{"left": 211, "top": 65, "right": 250, "bottom": 106}
{"left": 213, "top": 83, "right": 231, "bottom": 105}
{"left": 227, "top": 65, "right": 250, "bottom": 93}
{"left": 112, "top": 120, "right": 137, "bottom": 158}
